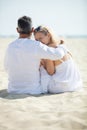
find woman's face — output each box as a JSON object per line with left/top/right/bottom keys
{"left": 34, "top": 32, "right": 50, "bottom": 45}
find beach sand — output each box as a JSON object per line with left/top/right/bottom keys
{"left": 0, "top": 38, "right": 87, "bottom": 130}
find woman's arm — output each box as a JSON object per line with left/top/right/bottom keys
{"left": 44, "top": 59, "right": 55, "bottom": 75}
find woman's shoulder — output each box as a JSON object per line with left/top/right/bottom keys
{"left": 56, "top": 43, "right": 69, "bottom": 55}
{"left": 57, "top": 43, "right": 67, "bottom": 49}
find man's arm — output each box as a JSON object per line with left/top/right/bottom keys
{"left": 36, "top": 41, "right": 65, "bottom": 60}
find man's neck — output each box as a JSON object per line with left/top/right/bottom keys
{"left": 19, "top": 33, "right": 31, "bottom": 39}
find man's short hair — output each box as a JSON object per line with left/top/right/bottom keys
{"left": 17, "top": 16, "right": 32, "bottom": 34}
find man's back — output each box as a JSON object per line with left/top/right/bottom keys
{"left": 5, "top": 38, "right": 43, "bottom": 94}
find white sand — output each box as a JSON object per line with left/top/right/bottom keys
{"left": 0, "top": 38, "right": 87, "bottom": 130}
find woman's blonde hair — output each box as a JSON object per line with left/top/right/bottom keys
{"left": 34, "top": 26, "right": 64, "bottom": 45}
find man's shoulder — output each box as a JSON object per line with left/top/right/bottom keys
{"left": 28, "top": 39, "right": 44, "bottom": 48}
{"left": 29, "top": 39, "right": 41, "bottom": 45}
{"left": 7, "top": 39, "right": 17, "bottom": 48}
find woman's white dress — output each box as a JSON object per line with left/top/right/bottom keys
{"left": 40, "top": 44, "right": 83, "bottom": 93}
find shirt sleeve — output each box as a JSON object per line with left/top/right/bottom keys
{"left": 36, "top": 42, "right": 65, "bottom": 60}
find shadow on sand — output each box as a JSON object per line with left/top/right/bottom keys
{"left": 0, "top": 89, "right": 59, "bottom": 100}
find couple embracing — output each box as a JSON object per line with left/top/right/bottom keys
{"left": 4, "top": 16, "right": 83, "bottom": 94}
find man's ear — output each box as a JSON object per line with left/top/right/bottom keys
{"left": 16, "top": 27, "right": 19, "bottom": 33}
{"left": 31, "top": 27, "right": 35, "bottom": 32}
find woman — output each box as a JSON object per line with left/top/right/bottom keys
{"left": 34, "top": 26, "right": 83, "bottom": 93}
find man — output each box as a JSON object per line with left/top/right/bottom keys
{"left": 4, "top": 16, "right": 63, "bottom": 94}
